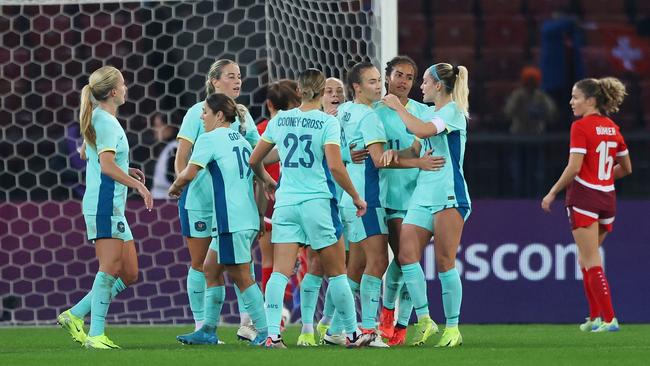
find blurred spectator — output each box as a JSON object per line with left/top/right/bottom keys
{"left": 540, "top": 7, "right": 585, "bottom": 129}
{"left": 150, "top": 113, "right": 178, "bottom": 199}
{"left": 504, "top": 66, "right": 557, "bottom": 134}
{"left": 505, "top": 66, "right": 556, "bottom": 197}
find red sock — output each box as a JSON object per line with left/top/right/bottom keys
{"left": 261, "top": 267, "right": 273, "bottom": 293}
{"left": 581, "top": 268, "right": 600, "bottom": 319}
{"left": 587, "top": 266, "right": 615, "bottom": 322}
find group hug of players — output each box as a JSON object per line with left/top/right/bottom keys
{"left": 56, "top": 54, "right": 632, "bottom": 350}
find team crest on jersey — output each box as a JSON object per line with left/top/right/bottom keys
{"left": 117, "top": 222, "right": 125, "bottom": 233}
{"left": 195, "top": 221, "right": 207, "bottom": 232}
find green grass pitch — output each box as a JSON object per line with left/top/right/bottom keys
{"left": 1, "top": 325, "right": 649, "bottom": 366}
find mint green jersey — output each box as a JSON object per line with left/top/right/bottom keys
{"left": 412, "top": 101, "right": 471, "bottom": 208}
{"left": 178, "top": 101, "right": 261, "bottom": 211}
{"left": 188, "top": 128, "right": 259, "bottom": 233}
{"left": 261, "top": 108, "right": 341, "bottom": 207}
{"left": 337, "top": 101, "right": 387, "bottom": 208}
{"left": 82, "top": 108, "right": 130, "bottom": 216}
{"left": 374, "top": 99, "right": 431, "bottom": 211}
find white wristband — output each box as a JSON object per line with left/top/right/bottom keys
{"left": 431, "top": 117, "right": 447, "bottom": 135}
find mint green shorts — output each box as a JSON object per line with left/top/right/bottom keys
{"left": 341, "top": 207, "right": 388, "bottom": 243}
{"left": 271, "top": 198, "right": 343, "bottom": 250}
{"left": 84, "top": 215, "right": 133, "bottom": 242}
{"left": 184, "top": 209, "right": 213, "bottom": 238}
{"left": 209, "top": 229, "right": 258, "bottom": 265}
{"left": 385, "top": 208, "right": 407, "bottom": 221}
{"left": 403, "top": 204, "right": 471, "bottom": 233}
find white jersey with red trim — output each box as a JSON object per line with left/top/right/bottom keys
{"left": 569, "top": 114, "right": 628, "bottom": 192}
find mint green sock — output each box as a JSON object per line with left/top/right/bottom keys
{"left": 300, "top": 273, "right": 323, "bottom": 327}
{"left": 383, "top": 259, "right": 402, "bottom": 310}
{"left": 204, "top": 286, "right": 225, "bottom": 328}
{"left": 187, "top": 267, "right": 206, "bottom": 322}
{"left": 331, "top": 279, "right": 359, "bottom": 334}
{"left": 396, "top": 284, "right": 413, "bottom": 327}
{"left": 241, "top": 283, "right": 267, "bottom": 334}
{"left": 88, "top": 271, "right": 116, "bottom": 337}
{"left": 328, "top": 274, "right": 359, "bottom": 335}
{"left": 321, "top": 284, "right": 335, "bottom": 322}
{"left": 70, "top": 278, "right": 127, "bottom": 318}
{"left": 360, "top": 274, "right": 382, "bottom": 329}
{"left": 265, "top": 272, "right": 289, "bottom": 336}
{"left": 235, "top": 263, "right": 256, "bottom": 321}
{"left": 401, "top": 263, "right": 429, "bottom": 319}
{"left": 439, "top": 268, "right": 462, "bottom": 326}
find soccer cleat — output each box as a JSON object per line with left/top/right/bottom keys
{"left": 435, "top": 326, "right": 463, "bottom": 347}
{"left": 360, "top": 328, "right": 390, "bottom": 348}
{"left": 57, "top": 309, "right": 87, "bottom": 344}
{"left": 323, "top": 332, "right": 347, "bottom": 346}
{"left": 388, "top": 327, "right": 407, "bottom": 346}
{"left": 378, "top": 307, "right": 395, "bottom": 339}
{"left": 264, "top": 336, "right": 287, "bottom": 349}
{"left": 237, "top": 323, "right": 257, "bottom": 342}
{"left": 250, "top": 330, "right": 268, "bottom": 346}
{"left": 176, "top": 326, "right": 219, "bottom": 345}
{"left": 296, "top": 332, "right": 317, "bottom": 346}
{"left": 579, "top": 317, "right": 602, "bottom": 332}
{"left": 345, "top": 331, "right": 374, "bottom": 348}
{"left": 316, "top": 322, "right": 330, "bottom": 344}
{"left": 411, "top": 316, "right": 439, "bottom": 346}
{"left": 592, "top": 318, "right": 620, "bottom": 333}
{"left": 84, "top": 334, "right": 120, "bottom": 349}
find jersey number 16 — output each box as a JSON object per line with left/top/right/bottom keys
{"left": 596, "top": 141, "right": 617, "bottom": 180}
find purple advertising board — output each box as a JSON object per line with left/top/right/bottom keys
{"left": 421, "top": 200, "right": 650, "bottom": 324}
{"left": 1, "top": 199, "right": 649, "bottom": 325}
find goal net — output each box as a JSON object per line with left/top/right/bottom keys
{"left": 0, "top": 0, "right": 388, "bottom": 325}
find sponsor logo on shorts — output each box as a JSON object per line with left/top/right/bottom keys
{"left": 195, "top": 221, "right": 207, "bottom": 232}
{"left": 117, "top": 222, "right": 125, "bottom": 233}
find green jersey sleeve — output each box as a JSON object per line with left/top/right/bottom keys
{"left": 94, "top": 117, "right": 119, "bottom": 154}
{"left": 360, "top": 111, "right": 387, "bottom": 146}
{"left": 188, "top": 133, "right": 213, "bottom": 169}
{"left": 323, "top": 116, "right": 341, "bottom": 146}
{"left": 239, "top": 111, "right": 260, "bottom": 147}
{"left": 177, "top": 103, "right": 203, "bottom": 144}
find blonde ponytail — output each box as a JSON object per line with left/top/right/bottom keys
{"left": 452, "top": 65, "right": 469, "bottom": 118}
{"left": 236, "top": 104, "right": 249, "bottom": 134}
{"left": 80, "top": 85, "right": 97, "bottom": 147}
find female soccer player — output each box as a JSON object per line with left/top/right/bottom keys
{"left": 169, "top": 93, "right": 269, "bottom": 345}
{"left": 337, "top": 62, "right": 443, "bottom": 347}
{"left": 542, "top": 77, "right": 632, "bottom": 332}
{"left": 258, "top": 80, "right": 301, "bottom": 294}
{"left": 249, "top": 68, "right": 373, "bottom": 349}
{"left": 57, "top": 66, "right": 153, "bottom": 349}
{"left": 381, "top": 62, "right": 471, "bottom": 347}
{"left": 375, "top": 55, "right": 432, "bottom": 346}
{"left": 174, "top": 59, "right": 261, "bottom": 341}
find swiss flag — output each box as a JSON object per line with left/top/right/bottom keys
{"left": 600, "top": 24, "right": 650, "bottom": 76}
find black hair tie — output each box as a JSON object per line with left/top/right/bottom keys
{"left": 452, "top": 65, "right": 460, "bottom": 76}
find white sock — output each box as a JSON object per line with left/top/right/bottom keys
{"left": 194, "top": 319, "right": 204, "bottom": 331}
{"left": 240, "top": 312, "right": 252, "bottom": 326}
{"left": 301, "top": 323, "right": 314, "bottom": 334}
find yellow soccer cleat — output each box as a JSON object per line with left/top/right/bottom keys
{"left": 84, "top": 334, "right": 121, "bottom": 349}
{"left": 411, "top": 316, "right": 439, "bottom": 346}
{"left": 296, "top": 332, "right": 317, "bottom": 346}
{"left": 316, "top": 322, "right": 330, "bottom": 344}
{"left": 435, "top": 326, "right": 463, "bottom": 348}
{"left": 57, "top": 309, "right": 87, "bottom": 345}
